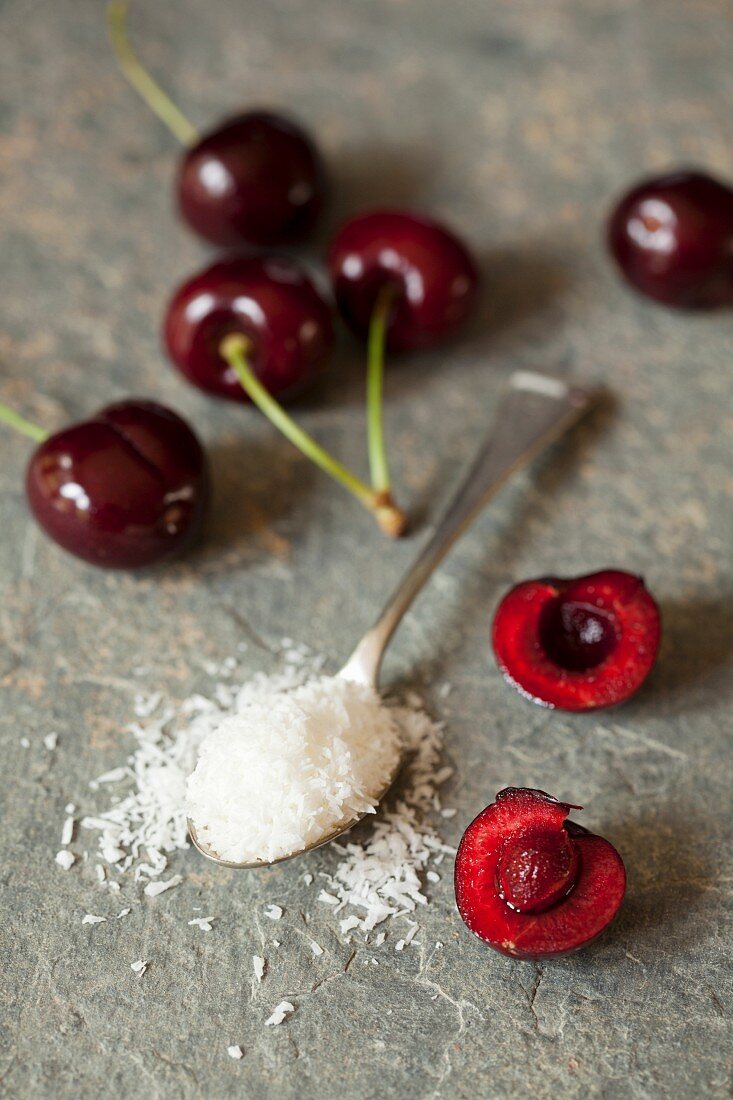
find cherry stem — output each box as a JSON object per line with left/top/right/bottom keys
{"left": 107, "top": 2, "right": 199, "bottom": 147}
{"left": 0, "top": 402, "right": 48, "bottom": 444}
{"left": 220, "top": 334, "right": 406, "bottom": 538}
{"left": 366, "top": 283, "right": 396, "bottom": 494}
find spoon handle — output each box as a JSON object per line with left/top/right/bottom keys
{"left": 340, "top": 371, "right": 597, "bottom": 686}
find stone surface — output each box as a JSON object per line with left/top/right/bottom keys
{"left": 1, "top": 0, "right": 732, "bottom": 1097}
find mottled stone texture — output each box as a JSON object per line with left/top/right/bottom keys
{"left": 0, "top": 0, "right": 732, "bottom": 1096}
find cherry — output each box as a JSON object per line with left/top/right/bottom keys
{"left": 607, "top": 169, "right": 733, "bottom": 307}
{"left": 163, "top": 254, "right": 334, "bottom": 403}
{"left": 455, "top": 788, "right": 626, "bottom": 960}
{"left": 328, "top": 209, "right": 479, "bottom": 524}
{"left": 22, "top": 399, "right": 209, "bottom": 568}
{"left": 328, "top": 209, "right": 479, "bottom": 351}
{"left": 492, "top": 570, "right": 661, "bottom": 711}
{"left": 109, "top": 5, "right": 326, "bottom": 248}
{"left": 177, "top": 112, "right": 325, "bottom": 248}
{"left": 164, "top": 256, "right": 404, "bottom": 536}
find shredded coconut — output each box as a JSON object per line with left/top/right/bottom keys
{"left": 81, "top": 914, "right": 106, "bottom": 925}
{"left": 61, "top": 816, "right": 75, "bottom": 846}
{"left": 44, "top": 732, "right": 58, "bottom": 750}
{"left": 227, "top": 1045, "right": 244, "bottom": 1060}
{"left": 55, "top": 850, "right": 75, "bottom": 870}
{"left": 252, "top": 956, "right": 265, "bottom": 982}
{"left": 265, "top": 1001, "right": 294, "bottom": 1027}
{"left": 310, "top": 941, "right": 324, "bottom": 957}
{"left": 188, "top": 917, "right": 214, "bottom": 931}
{"left": 66, "top": 650, "right": 452, "bottom": 946}
{"left": 131, "top": 960, "right": 148, "bottom": 977}
{"left": 186, "top": 676, "right": 400, "bottom": 864}
{"left": 264, "top": 905, "right": 283, "bottom": 921}
{"left": 143, "top": 875, "right": 182, "bottom": 897}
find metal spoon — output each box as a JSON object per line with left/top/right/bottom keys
{"left": 188, "top": 370, "right": 597, "bottom": 869}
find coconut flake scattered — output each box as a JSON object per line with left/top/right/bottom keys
{"left": 117, "top": 908, "right": 132, "bottom": 919}
{"left": 143, "top": 875, "right": 182, "bottom": 898}
{"left": 188, "top": 917, "right": 214, "bottom": 931}
{"left": 55, "top": 850, "right": 75, "bottom": 870}
{"left": 265, "top": 1001, "right": 294, "bottom": 1027}
{"left": 44, "top": 732, "right": 58, "bottom": 751}
{"left": 61, "top": 816, "right": 75, "bottom": 846}
{"left": 264, "top": 904, "right": 283, "bottom": 921}
{"left": 82, "top": 914, "right": 106, "bottom": 925}
{"left": 310, "top": 940, "right": 324, "bottom": 957}
{"left": 227, "top": 1045, "right": 244, "bottom": 1060}
{"left": 253, "top": 956, "right": 265, "bottom": 982}
{"left": 20, "top": 738, "right": 29, "bottom": 748}
{"left": 339, "top": 915, "right": 360, "bottom": 936}
{"left": 131, "top": 960, "right": 148, "bottom": 977}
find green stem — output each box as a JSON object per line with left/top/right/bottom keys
{"left": 220, "top": 334, "right": 406, "bottom": 537}
{"left": 0, "top": 402, "right": 48, "bottom": 444}
{"left": 107, "top": 2, "right": 199, "bottom": 147}
{"left": 367, "top": 283, "right": 396, "bottom": 493}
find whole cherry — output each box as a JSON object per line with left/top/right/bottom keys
{"left": 328, "top": 209, "right": 479, "bottom": 351}
{"left": 328, "top": 209, "right": 479, "bottom": 522}
{"left": 1, "top": 398, "right": 209, "bottom": 568}
{"left": 455, "top": 788, "right": 626, "bottom": 960}
{"left": 164, "top": 255, "right": 404, "bottom": 537}
{"left": 177, "top": 111, "right": 326, "bottom": 248}
{"left": 163, "top": 254, "right": 334, "bottom": 403}
{"left": 492, "top": 569, "right": 661, "bottom": 711}
{"left": 109, "top": 5, "right": 326, "bottom": 248}
{"left": 608, "top": 169, "right": 733, "bottom": 307}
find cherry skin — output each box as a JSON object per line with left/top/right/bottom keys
{"left": 177, "top": 111, "right": 326, "bottom": 248}
{"left": 328, "top": 210, "right": 479, "bottom": 351}
{"left": 608, "top": 169, "right": 733, "bottom": 307}
{"left": 26, "top": 400, "right": 209, "bottom": 569}
{"left": 164, "top": 254, "right": 334, "bottom": 403}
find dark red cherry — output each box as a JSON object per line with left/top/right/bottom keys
{"left": 455, "top": 788, "right": 626, "bottom": 959}
{"left": 607, "top": 169, "right": 733, "bottom": 307}
{"left": 492, "top": 570, "right": 661, "bottom": 711}
{"left": 26, "top": 400, "right": 209, "bottom": 568}
{"left": 328, "top": 210, "right": 479, "bottom": 351}
{"left": 177, "top": 111, "right": 326, "bottom": 248}
{"left": 164, "top": 254, "right": 334, "bottom": 403}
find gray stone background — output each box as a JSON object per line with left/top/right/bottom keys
{"left": 1, "top": 0, "right": 731, "bottom": 1096}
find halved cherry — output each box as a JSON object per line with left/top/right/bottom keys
{"left": 454, "top": 788, "right": 626, "bottom": 960}
{"left": 492, "top": 570, "right": 661, "bottom": 711}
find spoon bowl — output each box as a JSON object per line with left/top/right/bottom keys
{"left": 186, "top": 737, "right": 402, "bottom": 870}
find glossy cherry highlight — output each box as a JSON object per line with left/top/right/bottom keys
{"left": 492, "top": 569, "right": 661, "bottom": 711}
{"left": 455, "top": 788, "right": 626, "bottom": 960}
{"left": 24, "top": 399, "right": 209, "bottom": 568}
{"left": 608, "top": 169, "right": 733, "bottom": 307}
